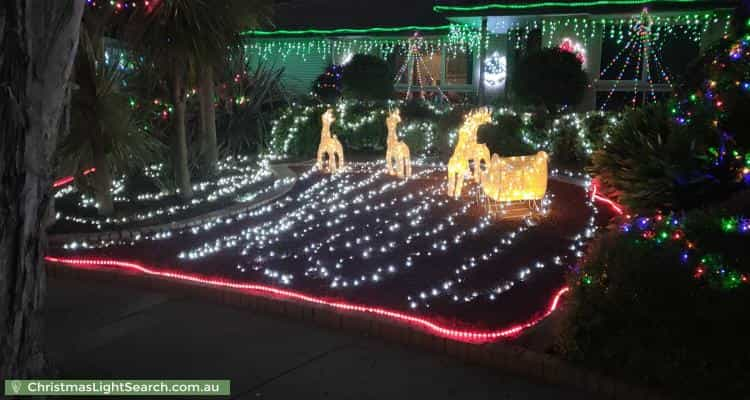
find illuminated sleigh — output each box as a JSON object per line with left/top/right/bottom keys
{"left": 480, "top": 151, "right": 549, "bottom": 202}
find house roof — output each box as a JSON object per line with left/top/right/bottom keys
{"left": 243, "top": 0, "right": 450, "bottom": 37}
{"left": 242, "top": 0, "right": 738, "bottom": 37}
{"left": 433, "top": 0, "right": 738, "bottom": 16}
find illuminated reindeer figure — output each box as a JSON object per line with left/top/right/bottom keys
{"left": 446, "top": 108, "right": 493, "bottom": 198}
{"left": 385, "top": 110, "right": 411, "bottom": 178}
{"left": 316, "top": 109, "right": 345, "bottom": 173}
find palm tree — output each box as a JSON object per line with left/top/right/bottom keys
{"left": 127, "top": 0, "right": 228, "bottom": 199}
{"left": 195, "top": 0, "right": 272, "bottom": 173}
{"left": 70, "top": 15, "right": 116, "bottom": 215}
{"left": 1, "top": 0, "right": 86, "bottom": 379}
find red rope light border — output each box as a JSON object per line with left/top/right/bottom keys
{"left": 45, "top": 256, "right": 569, "bottom": 344}
{"left": 53, "top": 168, "right": 96, "bottom": 188}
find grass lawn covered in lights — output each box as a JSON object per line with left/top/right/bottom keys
{"left": 48, "top": 162, "right": 613, "bottom": 331}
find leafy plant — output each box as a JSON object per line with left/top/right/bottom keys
{"left": 513, "top": 47, "right": 588, "bottom": 113}
{"left": 215, "top": 56, "right": 287, "bottom": 155}
{"left": 589, "top": 105, "right": 718, "bottom": 212}
{"left": 557, "top": 226, "right": 750, "bottom": 399}
{"left": 57, "top": 60, "right": 165, "bottom": 212}
{"left": 477, "top": 114, "right": 535, "bottom": 156}
{"left": 341, "top": 54, "right": 394, "bottom": 100}
{"left": 312, "top": 64, "right": 343, "bottom": 104}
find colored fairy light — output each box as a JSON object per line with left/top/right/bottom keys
{"left": 620, "top": 213, "right": 749, "bottom": 290}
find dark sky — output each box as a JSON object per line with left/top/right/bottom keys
{"left": 270, "top": 0, "right": 448, "bottom": 30}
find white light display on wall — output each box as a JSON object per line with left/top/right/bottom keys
{"left": 483, "top": 52, "right": 507, "bottom": 88}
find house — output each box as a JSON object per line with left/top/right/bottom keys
{"left": 243, "top": 0, "right": 738, "bottom": 110}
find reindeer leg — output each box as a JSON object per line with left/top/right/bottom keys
{"left": 404, "top": 149, "right": 411, "bottom": 177}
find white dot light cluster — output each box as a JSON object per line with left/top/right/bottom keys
{"left": 54, "top": 156, "right": 273, "bottom": 230}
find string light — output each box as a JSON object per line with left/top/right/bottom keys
{"left": 44, "top": 256, "right": 571, "bottom": 343}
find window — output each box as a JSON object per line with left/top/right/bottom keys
{"left": 390, "top": 47, "right": 442, "bottom": 87}
{"left": 445, "top": 51, "right": 473, "bottom": 85}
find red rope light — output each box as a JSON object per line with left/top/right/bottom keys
{"left": 590, "top": 183, "right": 624, "bottom": 215}
{"left": 52, "top": 168, "right": 96, "bottom": 188}
{"left": 44, "top": 256, "right": 569, "bottom": 344}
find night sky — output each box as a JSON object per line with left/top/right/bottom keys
{"left": 270, "top": 0, "right": 448, "bottom": 30}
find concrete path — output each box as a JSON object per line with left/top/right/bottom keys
{"left": 44, "top": 276, "right": 593, "bottom": 400}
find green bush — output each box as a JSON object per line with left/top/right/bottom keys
{"left": 549, "top": 116, "right": 588, "bottom": 167}
{"left": 477, "top": 114, "right": 535, "bottom": 157}
{"left": 589, "top": 104, "right": 718, "bottom": 212}
{"left": 268, "top": 105, "right": 323, "bottom": 158}
{"left": 513, "top": 47, "right": 588, "bottom": 113}
{"left": 341, "top": 54, "right": 394, "bottom": 100}
{"left": 557, "top": 225, "right": 750, "bottom": 399}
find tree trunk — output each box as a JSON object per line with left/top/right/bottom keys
{"left": 171, "top": 70, "right": 193, "bottom": 199}
{"left": 75, "top": 31, "right": 114, "bottom": 216}
{"left": 91, "top": 138, "right": 114, "bottom": 215}
{"left": 0, "top": 0, "right": 85, "bottom": 380}
{"left": 199, "top": 66, "right": 218, "bottom": 174}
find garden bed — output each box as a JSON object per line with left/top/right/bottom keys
{"left": 48, "top": 162, "right": 614, "bottom": 334}
{"left": 50, "top": 157, "right": 275, "bottom": 234}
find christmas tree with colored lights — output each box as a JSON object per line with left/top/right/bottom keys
{"left": 313, "top": 65, "right": 343, "bottom": 103}
{"left": 673, "top": 6, "right": 750, "bottom": 188}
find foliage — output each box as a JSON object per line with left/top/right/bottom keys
{"left": 57, "top": 63, "right": 164, "bottom": 178}
{"left": 215, "top": 55, "right": 287, "bottom": 155}
{"left": 589, "top": 105, "right": 719, "bottom": 212}
{"left": 477, "top": 114, "right": 535, "bottom": 157}
{"left": 312, "top": 64, "right": 343, "bottom": 104}
{"left": 401, "top": 99, "right": 434, "bottom": 120}
{"left": 513, "top": 47, "right": 588, "bottom": 113}
{"left": 268, "top": 100, "right": 452, "bottom": 159}
{"left": 341, "top": 54, "right": 394, "bottom": 100}
{"left": 670, "top": 9, "right": 750, "bottom": 203}
{"left": 557, "top": 222, "right": 750, "bottom": 399}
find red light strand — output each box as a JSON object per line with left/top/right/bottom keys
{"left": 44, "top": 256, "right": 569, "bottom": 344}
{"left": 52, "top": 168, "right": 96, "bottom": 188}
{"left": 590, "top": 184, "right": 624, "bottom": 215}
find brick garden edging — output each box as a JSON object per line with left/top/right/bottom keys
{"left": 48, "top": 164, "right": 298, "bottom": 245}
{"left": 46, "top": 263, "right": 667, "bottom": 400}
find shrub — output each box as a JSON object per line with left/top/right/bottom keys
{"left": 312, "top": 64, "right": 343, "bottom": 104}
{"left": 401, "top": 99, "right": 433, "bottom": 120}
{"left": 268, "top": 105, "right": 323, "bottom": 158}
{"left": 341, "top": 54, "right": 394, "bottom": 100}
{"left": 549, "top": 116, "right": 588, "bottom": 167}
{"left": 589, "top": 104, "right": 719, "bottom": 212}
{"left": 583, "top": 113, "right": 613, "bottom": 149}
{"left": 477, "top": 114, "right": 535, "bottom": 156}
{"left": 513, "top": 47, "right": 588, "bottom": 113}
{"left": 557, "top": 224, "right": 750, "bottom": 399}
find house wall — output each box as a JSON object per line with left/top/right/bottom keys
{"left": 246, "top": 12, "right": 730, "bottom": 105}
{"left": 247, "top": 39, "right": 331, "bottom": 97}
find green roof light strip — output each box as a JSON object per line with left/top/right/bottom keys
{"left": 242, "top": 25, "right": 452, "bottom": 37}
{"left": 434, "top": 0, "right": 714, "bottom": 12}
